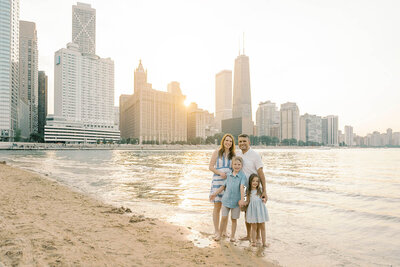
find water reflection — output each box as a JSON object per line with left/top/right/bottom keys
{"left": 1, "top": 148, "right": 400, "bottom": 267}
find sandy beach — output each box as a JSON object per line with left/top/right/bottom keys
{"left": 0, "top": 164, "right": 276, "bottom": 267}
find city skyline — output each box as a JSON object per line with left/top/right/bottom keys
{"left": 19, "top": 0, "right": 400, "bottom": 135}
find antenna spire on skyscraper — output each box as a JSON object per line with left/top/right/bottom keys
{"left": 243, "top": 32, "right": 245, "bottom": 55}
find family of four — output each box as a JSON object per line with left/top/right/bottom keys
{"left": 209, "top": 133, "right": 269, "bottom": 247}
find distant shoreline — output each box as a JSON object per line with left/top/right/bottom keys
{"left": 0, "top": 142, "right": 397, "bottom": 151}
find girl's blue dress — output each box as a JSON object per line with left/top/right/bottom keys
{"left": 246, "top": 189, "right": 269, "bottom": 223}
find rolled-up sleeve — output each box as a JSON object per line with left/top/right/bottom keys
{"left": 255, "top": 154, "right": 263, "bottom": 170}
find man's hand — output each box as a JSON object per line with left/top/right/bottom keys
{"left": 219, "top": 172, "right": 227, "bottom": 179}
{"left": 238, "top": 200, "right": 246, "bottom": 207}
{"left": 262, "top": 192, "right": 268, "bottom": 203}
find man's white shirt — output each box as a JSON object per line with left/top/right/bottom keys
{"left": 236, "top": 148, "right": 263, "bottom": 182}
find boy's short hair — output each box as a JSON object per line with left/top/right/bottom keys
{"left": 232, "top": 156, "right": 243, "bottom": 165}
{"left": 238, "top": 133, "right": 249, "bottom": 139}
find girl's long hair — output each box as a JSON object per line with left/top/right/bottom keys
{"left": 218, "top": 134, "right": 235, "bottom": 160}
{"left": 247, "top": 173, "right": 262, "bottom": 200}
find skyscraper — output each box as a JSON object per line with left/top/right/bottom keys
{"left": 54, "top": 43, "right": 114, "bottom": 126}
{"left": 48, "top": 3, "right": 118, "bottom": 143}
{"left": 222, "top": 52, "right": 253, "bottom": 135}
{"left": 72, "top": 2, "right": 96, "bottom": 55}
{"left": 120, "top": 61, "right": 187, "bottom": 144}
{"left": 386, "top": 128, "right": 393, "bottom": 146}
{"left": 232, "top": 54, "right": 251, "bottom": 120}
{"left": 19, "top": 20, "right": 38, "bottom": 137}
{"left": 345, "top": 125, "right": 353, "bottom": 146}
{"left": 187, "top": 102, "right": 214, "bottom": 142}
{"left": 299, "top": 113, "right": 322, "bottom": 144}
{"left": 280, "top": 102, "right": 299, "bottom": 141}
{"left": 322, "top": 115, "right": 338, "bottom": 146}
{"left": 256, "top": 101, "right": 280, "bottom": 137}
{"left": 215, "top": 70, "right": 232, "bottom": 130}
{"left": 38, "top": 71, "right": 47, "bottom": 139}
{"left": 0, "top": 0, "right": 19, "bottom": 141}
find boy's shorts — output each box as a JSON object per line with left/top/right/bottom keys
{"left": 221, "top": 205, "right": 240, "bottom": 219}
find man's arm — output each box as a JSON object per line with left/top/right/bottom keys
{"left": 257, "top": 167, "right": 268, "bottom": 202}
{"left": 239, "top": 184, "right": 245, "bottom": 207}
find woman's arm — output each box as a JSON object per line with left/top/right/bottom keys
{"left": 209, "top": 150, "right": 227, "bottom": 178}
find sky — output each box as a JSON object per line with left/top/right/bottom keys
{"left": 20, "top": 0, "right": 400, "bottom": 136}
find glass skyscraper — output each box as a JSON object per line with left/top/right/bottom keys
{"left": 0, "top": 0, "right": 19, "bottom": 141}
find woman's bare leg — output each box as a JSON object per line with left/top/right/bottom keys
{"left": 213, "top": 202, "right": 222, "bottom": 235}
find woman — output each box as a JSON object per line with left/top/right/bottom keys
{"left": 209, "top": 133, "right": 235, "bottom": 237}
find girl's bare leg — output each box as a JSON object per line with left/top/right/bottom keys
{"left": 213, "top": 202, "right": 222, "bottom": 235}
{"left": 259, "top": 223, "right": 268, "bottom": 247}
{"left": 256, "top": 224, "right": 262, "bottom": 243}
{"left": 251, "top": 223, "right": 257, "bottom": 246}
{"left": 230, "top": 218, "right": 237, "bottom": 241}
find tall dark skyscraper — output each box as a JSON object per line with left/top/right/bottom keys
{"left": 221, "top": 51, "right": 254, "bottom": 136}
{"left": 38, "top": 71, "right": 47, "bottom": 139}
{"left": 232, "top": 54, "right": 252, "bottom": 120}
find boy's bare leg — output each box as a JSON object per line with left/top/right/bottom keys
{"left": 239, "top": 214, "right": 251, "bottom": 241}
{"left": 230, "top": 218, "right": 237, "bottom": 241}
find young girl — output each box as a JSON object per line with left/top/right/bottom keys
{"left": 208, "top": 134, "right": 235, "bottom": 237}
{"left": 245, "top": 173, "right": 269, "bottom": 247}
{"left": 210, "top": 156, "right": 246, "bottom": 242}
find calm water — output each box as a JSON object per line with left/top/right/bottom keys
{"left": 1, "top": 148, "right": 399, "bottom": 267}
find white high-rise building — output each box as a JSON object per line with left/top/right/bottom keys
{"left": 19, "top": 21, "right": 38, "bottom": 137}
{"left": 0, "top": 0, "right": 19, "bottom": 141}
{"left": 280, "top": 102, "right": 299, "bottom": 141}
{"left": 256, "top": 101, "right": 280, "bottom": 137}
{"left": 299, "top": 114, "right": 322, "bottom": 144}
{"left": 215, "top": 70, "right": 232, "bottom": 130}
{"left": 322, "top": 115, "right": 338, "bottom": 146}
{"left": 345, "top": 125, "right": 353, "bottom": 146}
{"left": 72, "top": 2, "right": 96, "bottom": 55}
{"left": 54, "top": 43, "right": 114, "bottom": 127}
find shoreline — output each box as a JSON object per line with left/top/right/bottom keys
{"left": 0, "top": 142, "right": 392, "bottom": 151}
{"left": 0, "top": 163, "right": 277, "bottom": 266}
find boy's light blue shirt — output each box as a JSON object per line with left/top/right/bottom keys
{"left": 221, "top": 170, "right": 247, "bottom": 209}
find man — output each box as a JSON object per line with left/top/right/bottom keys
{"left": 236, "top": 133, "right": 268, "bottom": 241}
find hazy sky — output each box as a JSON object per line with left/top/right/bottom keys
{"left": 20, "top": 0, "right": 400, "bottom": 136}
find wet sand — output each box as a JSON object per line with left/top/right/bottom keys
{"left": 0, "top": 164, "right": 277, "bottom": 266}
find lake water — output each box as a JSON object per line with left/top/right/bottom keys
{"left": 1, "top": 148, "right": 399, "bottom": 267}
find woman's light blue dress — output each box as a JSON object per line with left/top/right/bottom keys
{"left": 209, "top": 154, "right": 231, "bottom": 203}
{"left": 246, "top": 189, "right": 269, "bottom": 223}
